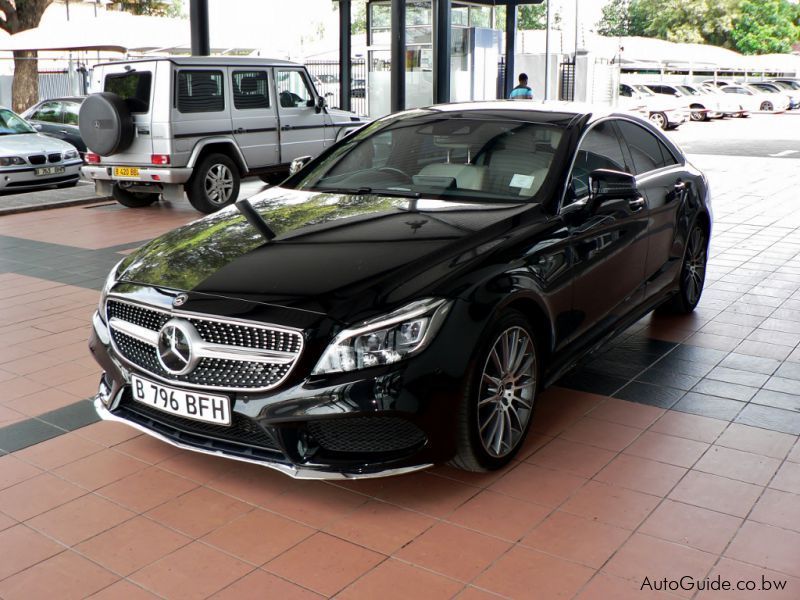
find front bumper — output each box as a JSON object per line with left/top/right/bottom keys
{"left": 0, "top": 161, "right": 82, "bottom": 191}
{"left": 82, "top": 165, "right": 193, "bottom": 185}
{"left": 90, "top": 311, "right": 449, "bottom": 479}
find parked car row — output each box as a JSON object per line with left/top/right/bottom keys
{"left": 619, "top": 78, "right": 799, "bottom": 129}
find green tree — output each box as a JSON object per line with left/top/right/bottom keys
{"left": 597, "top": 0, "right": 632, "bottom": 37}
{"left": 731, "top": 0, "right": 800, "bottom": 54}
{"left": 0, "top": 0, "right": 56, "bottom": 112}
{"left": 117, "top": 0, "right": 183, "bottom": 17}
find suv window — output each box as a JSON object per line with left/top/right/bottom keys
{"left": 569, "top": 121, "right": 629, "bottom": 201}
{"left": 177, "top": 70, "right": 225, "bottom": 113}
{"left": 232, "top": 71, "right": 270, "bottom": 110}
{"left": 105, "top": 71, "right": 152, "bottom": 113}
{"left": 33, "top": 101, "right": 62, "bottom": 123}
{"left": 276, "top": 70, "right": 314, "bottom": 108}
{"left": 617, "top": 120, "right": 678, "bottom": 174}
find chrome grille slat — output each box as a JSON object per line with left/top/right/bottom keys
{"left": 106, "top": 298, "right": 303, "bottom": 392}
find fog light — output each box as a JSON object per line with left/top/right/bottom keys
{"left": 98, "top": 374, "right": 113, "bottom": 407}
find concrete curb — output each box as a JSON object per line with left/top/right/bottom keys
{"left": 0, "top": 195, "right": 112, "bottom": 216}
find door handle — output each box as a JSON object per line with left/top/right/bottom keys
{"left": 674, "top": 181, "right": 687, "bottom": 192}
{"left": 628, "top": 197, "right": 646, "bottom": 212}
{"left": 281, "top": 124, "right": 293, "bottom": 131}
{"left": 234, "top": 127, "right": 245, "bottom": 134}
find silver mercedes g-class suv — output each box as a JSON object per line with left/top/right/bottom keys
{"left": 80, "top": 57, "right": 364, "bottom": 213}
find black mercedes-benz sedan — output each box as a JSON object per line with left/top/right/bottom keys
{"left": 89, "top": 102, "right": 711, "bottom": 479}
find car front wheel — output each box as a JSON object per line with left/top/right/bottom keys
{"left": 186, "top": 153, "right": 240, "bottom": 214}
{"left": 649, "top": 112, "right": 668, "bottom": 130}
{"left": 760, "top": 101, "right": 773, "bottom": 112}
{"left": 451, "top": 310, "right": 540, "bottom": 472}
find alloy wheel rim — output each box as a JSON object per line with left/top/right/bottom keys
{"left": 477, "top": 326, "right": 536, "bottom": 458}
{"left": 204, "top": 164, "right": 234, "bottom": 205}
{"left": 651, "top": 113, "right": 666, "bottom": 128}
{"left": 683, "top": 227, "right": 707, "bottom": 306}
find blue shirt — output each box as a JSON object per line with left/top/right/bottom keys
{"left": 509, "top": 85, "right": 534, "bottom": 100}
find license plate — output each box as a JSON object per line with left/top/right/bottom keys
{"left": 35, "top": 166, "right": 65, "bottom": 176}
{"left": 113, "top": 166, "right": 140, "bottom": 178}
{"left": 130, "top": 374, "right": 231, "bottom": 426}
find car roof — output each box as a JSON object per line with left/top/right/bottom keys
{"left": 95, "top": 56, "right": 301, "bottom": 68}
{"left": 33, "top": 96, "right": 86, "bottom": 103}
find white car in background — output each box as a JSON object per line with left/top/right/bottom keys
{"left": 720, "top": 84, "right": 789, "bottom": 113}
{"left": 749, "top": 82, "right": 799, "bottom": 110}
{"left": 619, "top": 83, "right": 687, "bottom": 129}
{"left": 697, "top": 83, "right": 749, "bottom": 118}
{"left": 0, "top": 106, "right": 82, "bottom": 193}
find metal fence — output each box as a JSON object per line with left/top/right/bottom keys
{"left": 559, "top": 62, "right": 575, "bottom": 101}
{"left": 305, "top": 59, "right": 368, "bottom": 116}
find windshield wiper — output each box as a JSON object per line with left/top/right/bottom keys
{"left": 310, "top": 186, "right": 421, "bottom": 199}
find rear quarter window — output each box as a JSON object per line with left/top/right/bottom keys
{"left": 104, "top": 71, "right": 152, "bottom": 113}
{"left": 177, "top": 70, "right": 225, "bottom": 113}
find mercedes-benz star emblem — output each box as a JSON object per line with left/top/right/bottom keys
{"left": 157, "top": 319, "right": 199, "bottom": 375}
{"left": 173, "top": 293, "right": 188, "bottom": 308}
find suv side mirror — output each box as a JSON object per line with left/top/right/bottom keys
{"left": 315, "top": 95, "right": 326, "bottom": 113}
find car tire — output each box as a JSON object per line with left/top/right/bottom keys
{"left": 186, "top": 153, "right": 240, "bottom": 214}
{"left": 690, "top": 107, "right": 708, "bottom": 122}
{"left": 760, "top": 101, "right": 773, "bottom": 112}
{"left": 78, "top": 93, "right": 135, "bottom": 156}
{"left": 112, "top": 184, "right": 159, "bottom": 208}
{"left": 649, "top": 112, "right": 668, "bottom": 130}
{"left": 659, "top": 223, "right": 708, "bottom": 315}
{"left": 450, "top": 310, "right": 541, "bottom": 472}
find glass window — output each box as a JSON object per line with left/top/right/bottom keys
{"left": 617, "top": 120, "right": 678, "bottom": 174}
{"left": 276, "top": 70, "right": 314, "bottom": 108}
{"left": 295, "top": 116, "right": 564, "bottom": 202}
{"left": 570, "top": 121, "right": 629, "bottom": 200}
{"left": 0, "top": 108, "right": 36, "bottom": 135}
{"left": 33, "top": 101, "right": 62, "bottom": 123}
{"left": 232, "top": 71, "right": 270, "bottom": 110}
{"left": 104, "top": 71, "right": 152, "bottom": 113}
{"left": 619, "top": 84, "right": 633, "bottom": 98}
{"left": 63, "top": 102, "right": 80, "bottom": 125}
{"left": 176, "top": 70, "right": 225, "bottom": 113}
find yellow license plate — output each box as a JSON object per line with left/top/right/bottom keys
{"left": 113, "top": 167, "right": 140, "bottom": 178}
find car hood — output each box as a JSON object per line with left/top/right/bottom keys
{"left": 117, "top": 187, "right": 539, "bottom": 322}
{"left": 0, "top": 133, "right": 76, "bottom": 153}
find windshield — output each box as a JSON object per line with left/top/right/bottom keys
{"left": 294, "top": 115, "right": 564, "bottom": 202}
{"left": 0, "top": 108, "right": 36, "bottom": 135}
{"left": 632, "top": 85, "right": 655, "bottom": 97}
{"left": 678, "top": 85, "right": 700, "bottom": 96}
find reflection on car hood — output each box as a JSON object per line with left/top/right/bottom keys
{"left": 0, "top": 133, "right": 77, "bottom": 153}
{"left": 118, "top": 186, "right": 538, "bottom": 320}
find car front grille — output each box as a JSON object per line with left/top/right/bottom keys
{"left": 106, "top": 298, "right": 304, "bottom": 392}
{"left": 48, "top": 152, "right": 61, "bottom": 163}
{"left": 28, "top": 154, "right": 46, "bottom": 165}
{"left": 307, "top": 417, "right": 427, "bottom": 454}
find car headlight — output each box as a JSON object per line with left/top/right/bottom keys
{"left": 63, "top": 149, "right": 79, "bottom": 160}
{"left": 0, "top": 156, "right": 25, "bottom": 167}
{"left": 98, "top": 259, "right": 125, "bottom": 320}
{"left": 312, "top": 298, "right": 452, "bottom": 375}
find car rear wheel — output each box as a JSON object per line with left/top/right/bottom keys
{"left": 659, "top": 223, "right": 708, "bottom": 315}
{"left": 451, "top": 310, "right": 540, "bottom": 472}
{"left": 112, "top": 183, "right": 159, "bottom": 208}
{"left": 761, "top": 101, "right": 773, "bottom": 111}
{"left": 649, "top": 112, "right": 668, "bottom": 130}
{"left": 690, "top": 106, "right": 709, "bottom": 122}
{"left": 186, "top": 154, "right": 240, "bottom": 214}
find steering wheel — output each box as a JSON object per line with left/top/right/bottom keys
{"left": 377, "top": 167, "right": 412, "bottom": 183}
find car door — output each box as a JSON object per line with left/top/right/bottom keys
{"left": 274, "top": 67, "right": 328, "bottom": 163}
{"left": 230, "top": 69, "right": 279, "bottom": 169}
{"left": 563, "top": 120, "right": 650, "bottom": 341}
{"left": 28, "top": 101, "right": 64, "bottom": 139}
{"left": 61, "top": 101, "right": 86, "bottom": 153}
{"left": 616, "top": 119, "right": 689, "bottom": 300}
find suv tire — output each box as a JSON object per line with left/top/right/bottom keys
{"left": 112, "top": 184, "right": 158, "bottom": 208}
{"left": 79, "top": 93, "right": 135, "bottom": 156}
{"left": 450, "top": 309, "right": 541, "bottom": 472}
{"left": 186, "top": 153, "right": 240, "bottom": 214}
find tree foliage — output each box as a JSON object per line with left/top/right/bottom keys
{"left": 116, "top": 0, "right": 184, "bottom": 18}
{"left": 595, "top": 0, "right": 800, "bottom": 55}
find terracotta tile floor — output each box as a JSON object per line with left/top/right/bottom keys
{"left": 0, "top": 151, "right": 799, "bottom": 597}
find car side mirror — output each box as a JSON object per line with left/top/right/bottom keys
{"left": 588, "top": 169, "right": 639, "bottom": 206}
{"left": 315, "top": 95, "right": 326, "bottom": 113}
{"left": 289, "top": 155, "right": 313, "bottom": 175}
{"left": 31, "top": 122, "right": 42, "bottom": 131}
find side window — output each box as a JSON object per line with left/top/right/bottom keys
{"left": 33, "top": 101, "right": 62, "bottom": 123}
{"left": 619, "top": 85, "right": 632, "bottom": 98}
{"left": 570, "top": 121, "right": 629, "bottom": 201}
{"left": 617, "top": 120, "right": 678, "bottom": 175}
{"left": 177, "top": 70, "right": 225, "bottom": 113}
{"left": 276, "top": 70, "right": 314, "bottom": 108}
{"left": 232, "top": 71, "right": 270, "bottom": 110}
{"left": 63, "top": 102, "right": 80, "bottom": 125}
